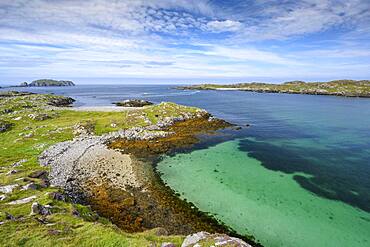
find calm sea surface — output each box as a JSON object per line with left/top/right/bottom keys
{"left": 4, "top": 85, "right": 370, "bottom": 247}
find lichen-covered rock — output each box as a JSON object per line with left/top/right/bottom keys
{"left": 181, "top": 232, "right": 252, "bottom": 247}
{"left": 114, "top": 99, "right": 153, "bottom": 107}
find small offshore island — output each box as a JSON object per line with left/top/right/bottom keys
{"left": 178, "top": 80, "right": 370, "bottom": 98}
{"left": 19, "top": 79, "right": 75, "bottom": 87}
{"left": 0, "top": 91, "right": 255, "bottom": 246}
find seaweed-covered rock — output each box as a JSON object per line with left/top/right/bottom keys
{"left": 0, "top": 121, "right": 13, "bottom": 132}
{"left": 114, "top": 99, "right": 153, "bottom": 107}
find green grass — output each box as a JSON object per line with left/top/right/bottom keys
{"left": 0, "top": 92, "right": 204, "bottom": 246}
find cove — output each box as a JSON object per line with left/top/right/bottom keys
{"left": 157, "top": 139, "right": 370, "bottom": 247}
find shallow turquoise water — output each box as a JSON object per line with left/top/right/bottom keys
{"left": 157, "top": 140, "right": 370, "bottom": 247}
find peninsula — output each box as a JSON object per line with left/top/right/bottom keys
{"left": 20, "top": 79, "right": 75, "bottom": 87}
{"left": 177, "top": 80, "right": 370, "bottom": 98}
{"left": 0, "top": 91, "right": 255, "bottom": 247}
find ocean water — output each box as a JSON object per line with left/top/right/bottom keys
{"left": 4, "top": 85, "right": 370, "bottom": 246}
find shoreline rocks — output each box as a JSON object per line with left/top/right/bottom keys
{"left": 114, "top": 99, "right": 154, "bottom": 107}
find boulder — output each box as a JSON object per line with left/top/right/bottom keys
{"left": 30, "top": 202, "right": 52, "bottom": 215}
{"left": 181, "top": 232, "right": 252, "bottom": 247}
{"left": 21, "top": 183, "right": 39, "bottom": 191}
{"left": 114, "top": 99, "right": 153, "bottom": 107}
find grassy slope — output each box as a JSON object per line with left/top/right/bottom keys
{"left": 181, "top": 80, "right": 370, "bottom": 97}
{"left": 0, "top": 92, "right": 200, "bottom": 246}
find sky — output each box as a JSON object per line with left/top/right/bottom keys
{"left": 0, "top": 0, "right": 370, "bottom": 84}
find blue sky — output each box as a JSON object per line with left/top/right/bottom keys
{"left": 0, "top": 0, "right": 370, "bottom": 84}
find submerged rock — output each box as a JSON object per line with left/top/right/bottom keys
{"left": 114, "top": 99, "right": 153, "bottom": 107}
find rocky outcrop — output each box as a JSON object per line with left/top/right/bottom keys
{"left": 182, "top": 232, "right": 252, "bottom": 247}
{"left": 114, "top": 99, "right": 154, "bottom": 107}
{"left": 47, "top": 97, "right": 75, "bottom": 107}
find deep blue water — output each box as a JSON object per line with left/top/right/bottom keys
{"left": 3, "top": 85, "right": 370, "bottom": 212}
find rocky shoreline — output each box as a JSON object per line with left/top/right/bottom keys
{"left": 38, "top": 106, "right": 258, "bottom": 246}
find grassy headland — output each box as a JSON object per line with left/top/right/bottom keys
{"left": 177, "top": 80, "right": 370, "bottom": 97}
{"left": 0, "top": 91, "right": 254, "bottom": 246}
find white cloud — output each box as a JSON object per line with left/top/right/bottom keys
{"left": 206, "top": 20, "right": 242, "bottom": 32}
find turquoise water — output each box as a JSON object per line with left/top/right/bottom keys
{"left": 5, "top": 85, "right": 370, "bottom": 246}
{"left": 157, "top": 140, "right": 370, "bottom": 247}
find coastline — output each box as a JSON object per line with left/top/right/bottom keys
{"left": 177, "top": 80, "right": 370, "bottom": 98}
{"left": 38, "top": 107, "right": 260, "bottom": 242}
{"left": 0, "top": 90, "right": 258, "bottom": 246}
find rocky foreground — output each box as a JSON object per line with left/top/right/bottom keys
{"left": 0, "top": 91, "right": 256, "bottom": 246}
{"left": 177, "top": 79, "right": 370, "bottom": 98}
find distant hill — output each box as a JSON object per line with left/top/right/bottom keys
{"left": 20, "top": 79, "right": 75, "bottom": 87}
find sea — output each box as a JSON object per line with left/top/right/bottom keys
{"left": 3, "top": 84, "right": 370, "bottom": 247}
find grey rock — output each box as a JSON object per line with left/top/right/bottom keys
{"left": 7, "top": 195, "right": 37, "bottom": 205}
{"left": 0, "top": 121, "right": 13, "bottom": 132}
{"left": 21, "top": 183, "right": 39, "bottom": 191}
{"left": 12, "top": 159, "right": 27, "bottom": 167}
{"left": 182, "top": 232, "right": 252, "bottom": 247}
{"left": 0, "top": 184, "right": 18, "bottom": 194}
{"left": 5, "top": 212, "right": 15, "bottom": 220}
{"left": 6, "top": 170, "right": 18, "bottom": 175}
{"left": 182, "top": 232, "right": 210, "bottom": 247}
{"left": 161, "top": 243, "right": 176, "bottom": 247}
{"left": 30, "top": 202, "right": 52, "bottom": 215}
{"left": 0, "top": 194, "right": 6, "bottom": 201}
{"left": 28, "top": 113, "right": 51, "bottom": 121}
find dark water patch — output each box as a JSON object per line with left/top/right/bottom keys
{"left": 239, "top": 138, "right": 370, "bottom": 212}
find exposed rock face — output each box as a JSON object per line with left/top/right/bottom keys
{"left": 182, "top": 232, "right": 252, "bottom": 247}
{"left": 114, "top": 99, "right": 154, "bottom": 107}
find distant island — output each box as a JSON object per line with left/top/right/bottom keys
{"left": 20, "top": 79, "right": 75, "bottom": 87}
{"left": 177, "top": 80, "right": 370, "bottom": 98}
